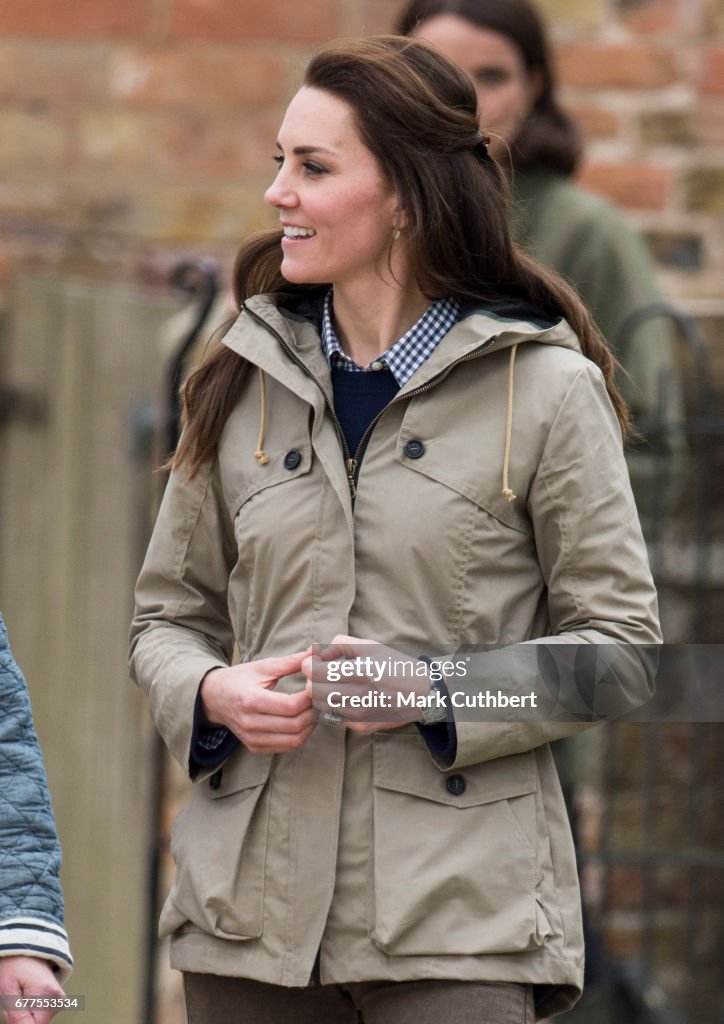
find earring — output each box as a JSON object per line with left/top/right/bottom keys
{"left": 392, "top": 227, "right": 401, "bottom": 241}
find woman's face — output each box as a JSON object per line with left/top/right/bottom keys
{"left": 264, "top": 86, "right": 400, "bottom": 291}
{"left": 415, "top": 14, "right": 541, "bottom": 161}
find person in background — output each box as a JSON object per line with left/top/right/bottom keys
{"left": 397, "top": 0, "right": 685, "bottom": 534}
{"left": 0, "top": 614, "right": 73, "bottom": 1024}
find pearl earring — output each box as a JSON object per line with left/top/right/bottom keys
{"left": 392, "top": 227, "right": 401, "bottom": 240}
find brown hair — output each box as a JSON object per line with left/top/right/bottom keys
{"left": 174, "top": 35, "right": 625, "bottom": 475}
{"left": 396, "top": 0, "right": 583, "bottom": 176}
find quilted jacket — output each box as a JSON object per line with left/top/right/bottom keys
{"left": 0, "top": 613, "right": 73, "bottom": 981}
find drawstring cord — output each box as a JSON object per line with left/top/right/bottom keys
{"left": 502, "top": 344, "right": 518, "bottom": 502}
{"left": 252, "top": 345, "right": 518, "bottom": 488}
{"left": 254, "top": 367, "right": 270, "bottom": 465}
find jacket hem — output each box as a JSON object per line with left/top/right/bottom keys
{"left": 169, "top": 930, "right": 582, "bottom": 1015}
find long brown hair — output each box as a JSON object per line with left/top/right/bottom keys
{"left": 396, "top": 0, "right": 583, "bottom": 176}
{"left": 174, "top": 35, "right": 626, "bottom": 476}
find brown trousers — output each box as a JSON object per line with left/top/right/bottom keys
{"left": 183, "top": 973, "right": 535, "bottom": 1024}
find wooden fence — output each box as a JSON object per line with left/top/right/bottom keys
{"left": 0, "top": 274, "right": 179, "bottom": 1024}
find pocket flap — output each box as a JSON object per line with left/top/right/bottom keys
{"left": 230, "top": 442, "right": 312, "bottom": 516}
{"left": 394, "top": 435, "right": 532, "bottom": 536}
{"left": 373, "top": 733, "right": 536, "bottom": 808}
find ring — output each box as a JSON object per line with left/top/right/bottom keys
{"left": 320, "top": 710, "right": 344, "bottom": 726}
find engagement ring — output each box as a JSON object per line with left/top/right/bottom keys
{"left": 320, "top": 710, "right": 344, "bottom": 726}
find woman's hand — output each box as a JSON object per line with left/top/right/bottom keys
{"left": 200, "top": 651, "right": 316, "bottom": 754}
{"left": 0, "top": 956, "right": 65, "bottom": 1024}
{"left": 302, "top": 636, "right": 431, "bottom": 734}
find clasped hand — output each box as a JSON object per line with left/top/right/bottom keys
{"left": 200, "top": 637, "right": 431, "bottom": 753}
{"left": 200, "top": 652, "right": 315, "bottom": 754}
{"left": 302, "top": 636, "right": 431, "bottom": 734}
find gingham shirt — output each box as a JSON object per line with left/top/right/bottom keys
{"left": 321, "top": 289, "right": 461, "bottom": 387}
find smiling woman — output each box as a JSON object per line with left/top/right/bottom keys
{"left": 264, "top": 86, "right": 409, "bottom": 344}
{"left": 129, "top": 34, "right": 660, "bottom": 1024}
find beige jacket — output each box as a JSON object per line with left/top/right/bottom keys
{"left": 130, "top": 293, "right": 661, "bottom": 1018}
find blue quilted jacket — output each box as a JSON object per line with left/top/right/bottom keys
{"left": 0, "top": 613, "right": 73, "bottom": 981}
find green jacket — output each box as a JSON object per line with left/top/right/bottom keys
{"left": 511, "top": 170, "right": 685, "bottom": 534}
{"left": 130, "top": 294, "right": 660, "bottom": 1018}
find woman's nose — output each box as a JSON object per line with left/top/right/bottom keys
{"left": 265, "top": 169, "right": 297, "bottom": 209}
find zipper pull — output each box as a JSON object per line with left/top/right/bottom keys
{"left": 346, "top": 458, "right": 357, "bottom": 499}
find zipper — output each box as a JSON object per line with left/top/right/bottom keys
{"left": 346, "top": 336, "right": 498, "bottom": 481}
{"left": 241, "top": 303, "right": 497, "bottom": 499}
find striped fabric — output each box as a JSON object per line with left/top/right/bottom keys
{"left": 0, "top": 916, "right": 73, "bottom": 980}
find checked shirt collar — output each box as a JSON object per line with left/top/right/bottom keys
{"left": 320, "top": 289, "right": 460, "bottom": 388}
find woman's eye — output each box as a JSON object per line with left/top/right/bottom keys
{"left": 272, "top": 154, "right": 284, "bottom": 166}
{"left": 303, "top": 160, "right": 328, "bottom": 176}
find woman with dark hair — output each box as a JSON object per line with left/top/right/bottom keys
{"left": 398, "top": 0, "right": 582, "bottom": 175}
{"left": 130, "top": 35, "right": 659, "bottom": 1023}
{"left": 398, "top": 0, "right": 683, "bottom": 529}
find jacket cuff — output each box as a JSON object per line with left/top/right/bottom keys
{"left": 0, "top": 918, "right": 73, "bottom": 984}
{"left": 137, "top": 646, "right": 228, "bottom": 775}
{"left": 189, "top": 684, "right": 239, "bottom": 778}
{"left": 416, "top": 722, "right": 457, "bottom": 767}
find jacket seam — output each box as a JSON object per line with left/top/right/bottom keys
{"left": 283, "top": 754, "right": 301, "bottom": 986}
{"left": 311, "top": 480, "right": 327, "bottom": 639}
{"left": 318, "top": 735, "right": 349, "bottom": 982}
{"left": 169, "top": 466, "right": 215, "bottom": 622}
{"left": 535, "top": 367, "right": 593, "bottom": 622}
{"left": 366, "top": 739, "right": 376, "bottom": 939}
{"left": 449, "top": 499, "right": 479, "bottom": 643}
{"left": 534, "top": 770, "right": 567, "bottom": 947}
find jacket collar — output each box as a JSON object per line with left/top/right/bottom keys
{"left": 223, "top": 292, "right": 584, "bottom": 511}
{"left": 223, "top": 291, "right": 582, "bottom": 397}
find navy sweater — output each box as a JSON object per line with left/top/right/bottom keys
{"left": 330, "top": 365, "right": 399, "bottom": 456}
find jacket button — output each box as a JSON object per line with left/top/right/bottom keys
{"left": 446, "top": 774, "right": 466, "bottom": 797}
{"left": 284, "top": 449, "right": 302, "bottom": 471}
{"left": 209, "top": 769, "right": 222, "bottom": 790}
{"left": 404, "top": 439, "right": 425, "bottom": 459}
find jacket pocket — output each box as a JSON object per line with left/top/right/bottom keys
{"left": 160, "top": 749, "right": 273, "bottom": 941}
{"left": 395, "top": 434, "right": 533, "bottom": 537}
{"left": 371, "top": 733, "right": 550, "bottom": 956}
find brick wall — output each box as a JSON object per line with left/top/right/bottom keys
{"left": 2, "top": 3, "right": 721, "bottom": 1021}
{"left": 1, "top": 0, "right": 723, "bottom": 311}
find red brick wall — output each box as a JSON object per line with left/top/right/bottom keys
{"left": 3, "top": 5, "right": 720, "bottom": 1021}
{"left": 1, "top": 0, "right": 723, "bottom": 309}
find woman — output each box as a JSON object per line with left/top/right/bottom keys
{"left": 397, "top": 0, "right": 684, "bottom": 532}
{"left": 130, "top": 36, "right": 660, "bottom": 1022}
